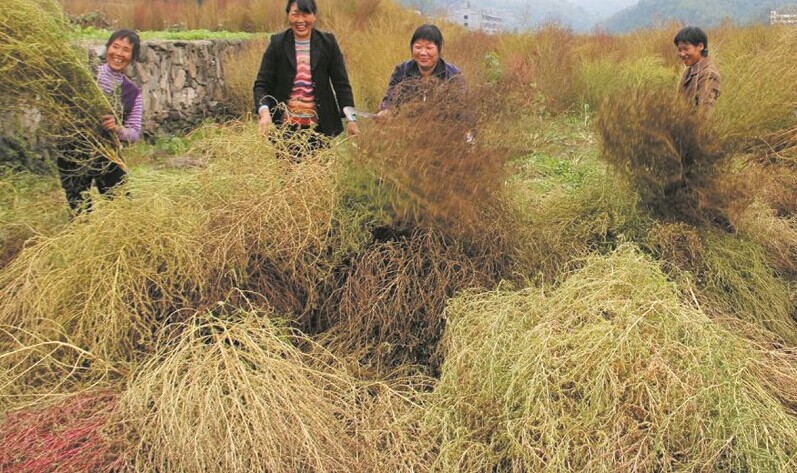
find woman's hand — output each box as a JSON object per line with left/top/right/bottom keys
{"left": 346, "top": 121, "right": 360, "bottom": 137}
{"left": 101, "top": 114, "right": 120, "bottom": 134}
{"left": 258, "top": 110, "right": 274, "bottom": 136}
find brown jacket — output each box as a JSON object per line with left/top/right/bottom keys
{"left": 678, "top": 56, "right": 721, "bottom": 110}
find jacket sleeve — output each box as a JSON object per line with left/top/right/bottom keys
{"left": 326, "top": 33, "right": 355, "bottom": 115}
{"left": 253, "top": 35, "right": 279, "bottom": 115}
{"left": 119, "top": 92, "right": 143, "bottom": 142}
{"left": 379, "top": 64, "right": 404, "bottom": 111}
{"left": 699, "top": 70, "right": 721, "bottom": 110}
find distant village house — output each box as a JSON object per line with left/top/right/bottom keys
{"left": 447, "top": 2, "right": 504, "bottom": 34}
{"left": 770, "top": 7, "right": 797, "bottom": 25}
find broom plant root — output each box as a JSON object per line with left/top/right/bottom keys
{"left": 429, "top": 245, "right": 797, "bottom": 472}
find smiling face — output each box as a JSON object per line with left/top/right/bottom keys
{"left": 288, "top": 3, "right": 316, "bottom": 41}
{"left": 677, "top": 41, "right": 704, "bottom": 67}
{"left": 106, "top": 37, "right": 133, "bottom": 72}
{"left": 412, "top": 39, "right": 440, "bottom": 76}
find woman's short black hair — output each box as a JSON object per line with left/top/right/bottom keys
{"left": 674, "top": 26, "right": 709, "bottom": 57}
{"left": 410, "top": 24, "right": 444, "bottom": 52}
{"left": 106, "top": 29, "right": 141, "bottom": 62}
{"left": 286, "top": 0, "right": 317, "bottom": 14}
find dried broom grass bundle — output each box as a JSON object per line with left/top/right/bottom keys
{"left": 315, "top": 228, "right": 490, "bottom": 377}
{"left": 596, "top": 87, "right": 733, "bottom": 226}
{"left": 0, "top": 124, "right": 349, "bottom": 362}
{"left": 117, "top": 309, "right": 424, "bottom": 473}
{"left": 428, "top": 245, "right": 797, "bottom": 471}
{"left": 0, "top": 0, "right": 123, "bottom": 170}
{"left": 352, "top": 83, "right": 512, "bottom": 243}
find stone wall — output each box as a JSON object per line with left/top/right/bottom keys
{"left": 88, "top": 38, "right": 247, "bottom": 136}
{"left": 1, "top": 38, "right": 247, "bottom": 168}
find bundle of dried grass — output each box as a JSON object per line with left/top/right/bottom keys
{"left": 117, "top": 309, "right": 424, "bottom": 473}
{"left": 596, "top": 87, "right": 735, "bottom": 226}
{"left": 0, "top": 124, "right": 350, "bottom": 362}
{"left": 351, "top": 84, "right": 514, "bottom": 249}
{"left": 315, "top": 228, "right": 489, "bottom": 376}
{"left": 0, "top": 390, "right": 123, "bottom": 473}
{"left": 0, "top": 0, "right": 122, "bottom": 170}
{"left": 428, "top": 245, "right": 797, "bottom": 471}
{"left": 698, "top": 232, "right": 797, "bottom": 345}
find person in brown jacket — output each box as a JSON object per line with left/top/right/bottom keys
{"left": 674, "top": 26, "right": 721, "bottom": 110}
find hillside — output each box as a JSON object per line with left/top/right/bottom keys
{"left": 603, "top": 0, "right": 797, "bottom": 32}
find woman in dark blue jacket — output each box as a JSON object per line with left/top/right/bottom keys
{"left": 378, "top": 24, "right": 463, "bottom": 115}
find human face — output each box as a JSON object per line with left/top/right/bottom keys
{"left": 106, "top": 37, "right": 133, "bottom": 72}
{"left": 412, "top": 39, "right": 440, "bottom": 76}
{"left": 288, "top": 3, "right": 316, "bottom": 41}
{"left": 676, "top": 41, "right": 704, "bottom": 67}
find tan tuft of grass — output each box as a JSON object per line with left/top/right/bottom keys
{"left": 117, "top": 309, "right": 426, "bottom": 473}
{"left": 428, "top": 245, "right": 797, "bottom": 471}
{"left": 712, "top": 25, "right": 797, "bottom": 149}
{"left": 315, "top": 228, "right": 490, "bottom": 377}
{"left": 0, "top": 0, "right": 124, "bottom": 170}
{"left": 596, "top": 86, "right": 736, "bottom": 226}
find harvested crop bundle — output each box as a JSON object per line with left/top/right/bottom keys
{"left": 429, "top": 245, "right": 797, "bottom": 471}
{"left": 596, "top": 87, "right": 733, "bottom": 226}
{"left": 0, "top": 0, "right": 122, "bottom": 169}
{"left": 118, "top": 310, "right": 423, "bottom": 473}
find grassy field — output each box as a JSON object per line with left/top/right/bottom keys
{"left": 1, "top": 0, "right": 797, "bottom": 471}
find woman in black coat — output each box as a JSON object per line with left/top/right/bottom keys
{"left": 253, "top": 0, "right": 359, "bottom": 141}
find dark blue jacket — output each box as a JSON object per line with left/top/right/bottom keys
{"left": 253, "top": 29, "right": 355, "bottom": 137}
{"left": 379, "top": 58, "right": 462, "bottom": 111}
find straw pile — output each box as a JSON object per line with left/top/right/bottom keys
{"left": 0, "top": 0, "right": 123, "bottom": 169}
{"left": 596, "top": 87, "right": 735, "bottom": 226}
{"left": 429, "top": 245, "right": 797, "bottom": 471}
{"left": 117, "top": 309, "right": 425, "bottom": 473}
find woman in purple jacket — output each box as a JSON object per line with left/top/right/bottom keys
{"left": 58, "top": 29, "right": 143, "bottom": 214}
{"left": 378, "top": 24, "right": 464, "bottom": 116}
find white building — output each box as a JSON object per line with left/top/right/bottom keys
{"left": 771, "top": 8, "right": 797, "bottom": 25}
{"left": 447, "top": 2, "right": 504, "bottom": 34}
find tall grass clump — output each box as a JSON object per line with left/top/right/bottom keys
{"left": 428, "top": 245, "right": 797, "bottom": 472}
{"left": 596, "top": 86, "right": 735, "bottom": 226}
{"left": 698, "top": 231, "right": 797, "bottom": 345}
{"left": 118, "top": 309, "right": 424, "bottom": 472}
{"left": 712, "top": 25, "right": 797, "bottom": 148}
{"left": 0, "top": 123, "right": 350, "bottom": 362}
{"left": 316, "top": 228, "right": 490, "bottom": 376}
{"left": 0, "top": 0, "right": 123, "bottom": 170}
